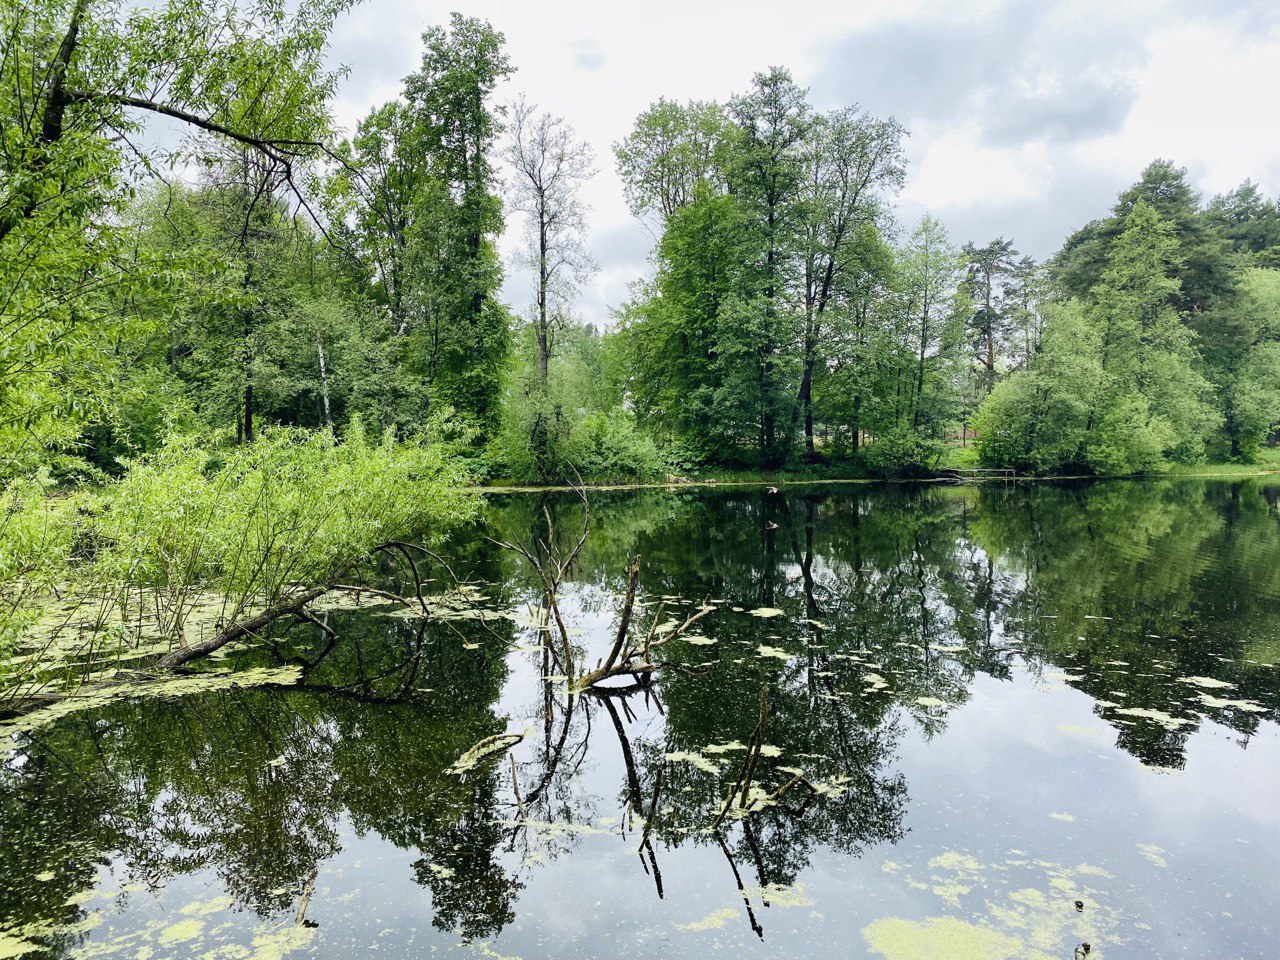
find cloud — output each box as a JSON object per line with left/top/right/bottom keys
{"left": 901, "top": 165, "right": 1126, "bottom": 259}
{"left": 313, "top": 0, "right": 1280, "bottom": 319}
{"left": 811, "top": 1, "right": 1144, "bottom": 148}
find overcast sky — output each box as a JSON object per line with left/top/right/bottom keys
{"left": 323, "top": 0, "right": 1280, "bottom": 325}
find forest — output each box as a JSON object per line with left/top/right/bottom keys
{"left": 5, "top": 0, "right": 1280, "bottom": 495}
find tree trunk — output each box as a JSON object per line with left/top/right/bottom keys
{"left": 797, "top": 357, "right": 816, "bottom": 458}
{"left": 317, "top": 328, "right": 332, "bottom": 428}
{"left": 156, "top": 584, "right": 332, "bottom": 669}
{"left": 537, "top": 206, "right": 550, "bottom": 385}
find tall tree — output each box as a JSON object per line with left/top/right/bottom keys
{"left": 505, "top": 100, "right": 596, "bottom": 385}
{"left": 792, "top": 107, "right": 906, "bottom": 458}
{"left": 1053, "top": 160, "right": 1234, "bottom": 314}
{"left": 405, "top": 15, "right": 513, "bottom": 424}
{"left": 960, "top": 238, "right": 1019, "bottom": 396}
{"left": 726, "top": 67, "right": 809, "bottom": 464}
{"left": 897, "top": 218, "right": 963, "bottom": 433}
{"left": 1205, "top": 181, "right": 1280, "bottom": 258}
{"left": 327, "top": 15, "right": 513, "bottom": 430}
{"left": 614, "top": 99, "right": 732, "bottom": 229}
{"left": 1199, "top": 268, "right": 1280, "bottom": 459}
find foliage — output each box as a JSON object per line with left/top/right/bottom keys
{"left": 0, "top": 424, "right": 478, "bottom": 668}
{"left": 615, "top": 72, "right": 917, "bottom": 468}
{"left": 326, "top": 15, "right": 514, "bottom": 430}
{"left": 1198, "top": 268, "right": 1280, "bottom": 460}
{"left": 490, "top": 327, "right": 666, "bottom": 484}
{"left": 0, "top": 0, "right": 353, "bottom": 477}
{"left": 862, "top": 426, "right": 944, "bottom": 478}
{"left": 978, "top": 204, "right": 1221, "bottom": 474}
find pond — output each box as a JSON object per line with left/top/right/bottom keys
{"left": 3, "top": 480, "right": 1280, "bottom": 959}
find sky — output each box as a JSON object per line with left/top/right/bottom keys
{"left": 322, "top": 0, "right": 1280, "bottom": 325}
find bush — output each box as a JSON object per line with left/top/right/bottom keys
{"left": 863, "top": 427, "right": 944, "bottom": 479}
{"left": 567, "top": 411, "right": 668, "bottom": 483}
{"left": 1, "top": 422, "right": 479, "bottom": 673}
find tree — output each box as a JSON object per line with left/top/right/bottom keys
{"left": 792, "top": 107, "right": 906, "bottom": 458}
{"left": 1200, "top": 268, "right": 1280, "bottom": 459}
{"left": 614, "top": 98, "right": 732, "bottom": 228}
{"left": 1205, "top": 180, "right": 1280, "bottom": 259}
{"left": 1053, "top": 160, "right": 1234, "bottom": 314}
{"left": 898, "top": 218, "right": 963, "bottom": 434}
{"left": 404, "top": 16, "right": 513, "bottom": 425}
{"left": 812, "top": 225, "right": 896, "bottom": 456}
{"left": 980, "top": 201, "right": 1219, "bottom": 473}
{"left": 960, "top": 238, "right": 1020, "bottom": 395}
{"left": 615, "top": 191, "right": 745, "bottom": 459}
{"left": 505, "top": 100, "right": 596, "bottom": 386}
{"left": 725, "top": 67, "right": 810, "bottom": 465}
{"left": 326, "top": 15, "right": 513, "bottom": 431}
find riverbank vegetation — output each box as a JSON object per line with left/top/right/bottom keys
{"left": 4, "top": 1, "right": 1280, "bottom": 681}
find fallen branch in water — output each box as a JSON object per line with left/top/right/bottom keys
{"left": 488, "top": 488, "right": 590, "bottom": 679}
{"left": 154, "top": 584, "right": 335, "bottom": 669}
{"left": 576, "top": 559, "right": 713, "bottom": 691}
{"left": 154, "top": 538, "right": 452, "bottom": 670}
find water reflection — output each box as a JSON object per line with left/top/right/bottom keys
{"left": 1, "top": 479, "right": 1278, "bottom": 958}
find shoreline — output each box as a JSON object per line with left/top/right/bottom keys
{"left": 473, "top": 466, "right": 1280, "bottom": 495}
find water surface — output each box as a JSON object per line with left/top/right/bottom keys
{"left": 3, "top": 480, "right": 1279, "bottom": 959}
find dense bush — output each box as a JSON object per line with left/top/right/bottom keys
{"left": 862, "top": 427, "right": 945, "bottom": 479}
{"left": 0, "top": 423, "right": 479, "bottom": 666}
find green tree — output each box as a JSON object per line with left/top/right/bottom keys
{"left": 613, "top": 98, "right": 733, "bottom": 227}
{"left": 792, "top": 107, "right": 906, "bottom": 459}
{"left": 0, "top": 0, "right": 351, "bottom": 476}
{"left": 1053, "top": 159, "right": 1235, "bottom": 314}
{"left": 979, "top": 201, "right": 1219, "bottom": 473}
{"left": 1202, "top": 268, "right": 1280, "bottom": 459}
{"left": 327, "top": 15, "right": 513, "bottom": 432}
{"left": 725, "top": 67, "right": 809, "bottom": 464}
{"left": 1205, "top": 180, "right": 1280, "bottom": 260}
{"left": 960, "top": 238, "right": 1027, "bottom": 396}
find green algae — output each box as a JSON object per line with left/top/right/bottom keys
{"left": 0, "top": 930, "right": 41, "bottom": 960}
{"left": 663, "top": 750, "right": 724, "bottom": 773}
{"left": 1, "top": 665, "right": 304, "bottom": 740}
{"left": 157, "top": 918, "right": 205, "bottom": 945}
{"left": 677, "top": 907, "right": 739, "bottom": 932}
{"left": 863, "top": 916, "right": 1024, "bottom": 960}
{"left": 1137, "top": 843, "right": 1168, "bottom": 868}
{"left": 447, "top": 732, "right": 524, "bottom": 775}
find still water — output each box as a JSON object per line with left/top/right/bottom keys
{"left": 3, "top": 480, "right": 1280, "bottom": 959}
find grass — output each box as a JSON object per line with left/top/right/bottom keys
{"left": 1155, "top": 446, "right": 1280, "bottom": 477}
{"left": 480, "top": 443, "right": 1280, "bottom": 491}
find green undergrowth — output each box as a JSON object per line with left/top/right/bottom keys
{"left": 0, "top": 424, "right": 478, "bottom": 701}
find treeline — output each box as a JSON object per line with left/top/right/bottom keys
{"left": 613, "top": 83, "right": 1280, "bottom": 474}
{"left": 980, "top": 166, "right": 1280, "bottom": 472}
{"left": 4, "top": 2, "right": 1280, "bottom": 487}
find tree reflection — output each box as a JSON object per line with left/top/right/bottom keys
{"left": 3, "top": 479, "right": 1280, "bottom": 951}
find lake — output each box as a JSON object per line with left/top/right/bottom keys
{"left": 3, "top": 479, "right": 1279, "bottom": 959}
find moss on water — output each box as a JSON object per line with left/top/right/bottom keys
{"left": 863, "top": 916, "right": 1025, "bottom": 960}
{"left": 0, "top": 665, "right": 303, "bottom": 739}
